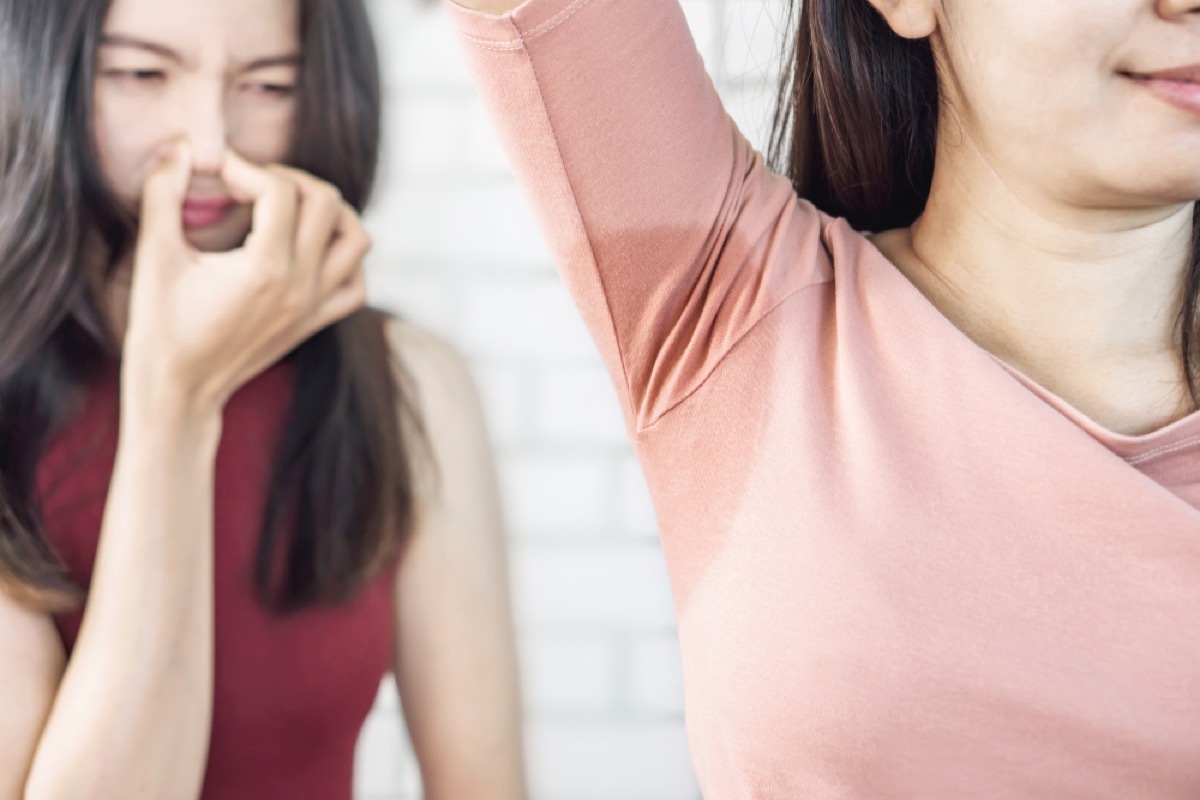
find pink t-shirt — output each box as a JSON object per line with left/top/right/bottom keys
{"left": 450, "top": 0, "right": 1200, "bottom": 796}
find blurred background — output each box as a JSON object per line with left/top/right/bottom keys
{"left": 352, "top": 0, "right": 786, "bottom": 797}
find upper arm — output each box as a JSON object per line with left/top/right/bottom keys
{"left": 384, "top": 319, "right": 525, "bottom": 800}
{"left": 0, "top": 590, "right": 65, "bottom": 800}
{"left": 450, "top": 0, "right": 830, "bottom": 429}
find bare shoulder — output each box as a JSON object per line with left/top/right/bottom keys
{"left": 383, "top": 317, "right": 481, "bottom": 414}
{"left": 383, "top": 317, "right": 494, "bottom": 501}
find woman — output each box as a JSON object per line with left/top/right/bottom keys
{"left": 449, "top": 0, "right": 1200, "bottom": 796}
{"left": 0, "top": 0, "right": 526, "bottom": 798}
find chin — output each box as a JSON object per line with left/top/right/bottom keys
{"left": 184, "top": 224, "right": 252, "bottom": 254}
{"left": 1122, "top": 145, "right": 1200, "bottom": 205}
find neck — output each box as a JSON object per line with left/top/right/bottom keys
{"left": 879, "top": 138, "right": 1197, "bottom": 434}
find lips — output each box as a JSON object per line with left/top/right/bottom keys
{"left": 182, "top": 196, "right": 235, "bottom": 229}
{"left": 1124, "top": 64, "right": 1200, "bottom": 116}
{"left": 1127, "top": 64, "right": 1200, "bottom": 84}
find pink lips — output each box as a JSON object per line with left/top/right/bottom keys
{"left": 182, "top": 196, "right": 235, "bottom": 229}
{"left": 1127, "top": 63, "right": 1200, "bottom": 116}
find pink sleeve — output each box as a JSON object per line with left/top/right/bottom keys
{"left": 449, "top": 0, "right": 833, "bottom": 431}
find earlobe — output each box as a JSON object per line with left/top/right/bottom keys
{"left": 863, "top": 0, "right": 938, "bottom": 40}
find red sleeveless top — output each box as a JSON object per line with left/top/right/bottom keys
{"left": 36, "top": 361, "right": 395, "bottom": 799}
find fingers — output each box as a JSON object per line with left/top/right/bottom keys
{"left": 319, "top": 204, "right": 372, "bottom": 297}
{"left": 272, "top": 165, "right": 345, "bottom": 294}
{"left": 220, "top": 149, "right": 299, "bottom": 267}
{"left": 308, "top": 263, "right": 369, "bottom": 336}
{"left": 139, "top": 139, "right": 193, "bottom": 253}
{"left": 215, "top": 150, "right": 368, "bottom": 333}
{"left": 268, "top": 165, "right": 370, "bottom": 309}
{"left": 298, "top": 205, "right": 370, "bottom": 336}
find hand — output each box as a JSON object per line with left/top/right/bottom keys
{"left": 122, "top": 141, "right": 370, "bottom": 418}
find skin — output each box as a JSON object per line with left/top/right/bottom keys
{"left": 458, "top": 0, "right": 1200, "bottom": 436}
{"left": 94, "top": 0, "right": 299, "bottom": 255}
{"left": 864, "top": 0, "right": 1200, "bottom": 435}
{"left": 0, "top": 0, "right": 525, "bottom": 798}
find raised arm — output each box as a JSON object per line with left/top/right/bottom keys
{"left": 449, "top": 0, "right": 831, "bottom": 431}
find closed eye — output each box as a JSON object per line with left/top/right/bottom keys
{"left": 242, "top": 83, "right": 296, "bottom": 97}
{"left": 102, "top": 69, "right": 167, "bottom": 82}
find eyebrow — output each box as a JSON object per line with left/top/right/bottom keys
{"left": 99, "top": 34, "right": 182, "bottom": 63}
{"left": 99, "top": 34, "right": 301, "bottom": 72}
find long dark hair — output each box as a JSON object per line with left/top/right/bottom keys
{"left": 769, "top": 0, "right": 1200, "bottom": 401}
{"left": 0, "top": 0, "right": 419, "bottom": 614}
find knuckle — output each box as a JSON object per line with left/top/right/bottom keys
{"left": 347, "top": 223, "right": 371, "bottom": 254}
{"left": 352, "top": 234, "right": 372, "bottom": 262}
{"left": 345, "top": 282, "right": 368, "bottom": 312}
{"left": 316, "top": 186, "right": 343, "bottom": 214}
{"left": 246, "top": 268, "right": 275, "bottom": 295}
{"left": 280, "top": 290, "right": 306, "bottom": 316}
{"left": 252, "top": 258, "right": 287, "bottom": 291}
{"left": 268, "top": 171, "right": 299, "bottom": 202}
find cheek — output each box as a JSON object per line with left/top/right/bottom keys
{"left": 227, "top": 104, "right": 297, "bottom": 165}
{"left": 940, "top": 0, "right": 1130, "bottom": 134}
{"left": 92, "top": 91, "right": 170, "bottom": 208}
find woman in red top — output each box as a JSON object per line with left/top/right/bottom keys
{"left": 0, "top": 0, "right": 525, "bottom": 798}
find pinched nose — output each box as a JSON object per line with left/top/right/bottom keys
{"left": 173, "top": 88, "right": 229, "bottom": 177}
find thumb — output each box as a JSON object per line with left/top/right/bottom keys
{"left": 139, "top": 139, "right": 192, "bottom": 252}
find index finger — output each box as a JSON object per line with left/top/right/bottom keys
{"left": 220, "top": 149, "right": 300, "bottom": 260}
{"left": 139, "top": 139, "right": 193, "bottom": 249}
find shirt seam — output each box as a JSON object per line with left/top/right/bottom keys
{"left": 1125, "top": 432, "right": 1200, "bottom": 465}
{"left": 638, "top": 277, "right": 835, "bottom": 435}
{"left": 456, "top": 0, "right": 595, "bottom": 51}
{"left": 477, "top": 14, "right": 639, "bottom": 426}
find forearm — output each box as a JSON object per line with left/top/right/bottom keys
{"left": 24, "top": 393, "right": 222, "bottom": 800}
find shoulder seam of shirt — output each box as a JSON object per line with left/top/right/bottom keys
{"left": 638, "top": 275, "right": 835, "bottom": 435}
{"left": 456, "top": 0, "right": 595, "bottom": 51}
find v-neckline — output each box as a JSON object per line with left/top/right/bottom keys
{"left": 852, "top": 219, "right": 1200, "bottom": 467}
{"left": 990, "top": 356, "right": 1200, "bottom": 465}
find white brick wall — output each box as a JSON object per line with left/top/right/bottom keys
{"left": 354, "top": 0, "right": 787, "bottom": 797}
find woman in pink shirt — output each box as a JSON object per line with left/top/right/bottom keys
{"left": 450, "top": 0, "right": 1200, "bottom": 796}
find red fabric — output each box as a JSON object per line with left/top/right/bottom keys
{"left": 37, "top": 361, "right": 394, "bottom": 799}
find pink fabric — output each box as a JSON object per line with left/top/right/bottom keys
{"left": 450, "top": 0, "right": 1200, "bottom": 796}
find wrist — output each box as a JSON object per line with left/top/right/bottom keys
{"left": 119, "top": 361, "right": 224, "bottom": 448}
{"left": 121, "top": 339, "right": 228, "bottom": 418}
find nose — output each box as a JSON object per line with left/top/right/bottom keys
{"left": 1157, "top": 0, "right": 1200, "bottom": 19}
{"left": 176, "top": 80, "right": 228, "bottom": 176}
